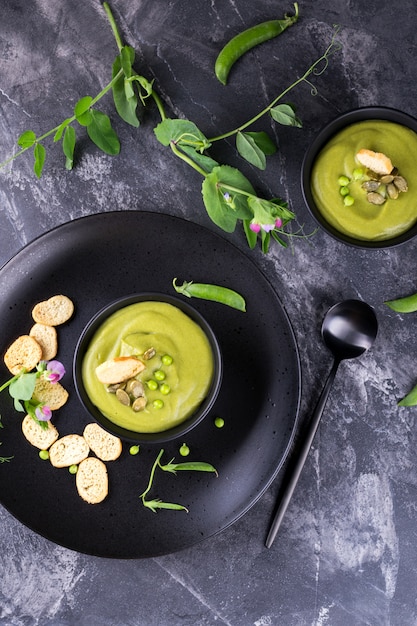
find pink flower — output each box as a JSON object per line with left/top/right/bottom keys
{"left": 249, "top": 222, "right": 261, "bottom": 233}
{"left": 35, "top": 405, "right": 52, "bottom": 421}
{"left": 44, "top": 360, "right": 66, "bottom": 384}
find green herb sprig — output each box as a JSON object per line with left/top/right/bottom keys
{"left": 139, "top": 448, "right": 217, "bottom": 512}
{"left": 0, "top": 3, "right": 340, "bottom": 252}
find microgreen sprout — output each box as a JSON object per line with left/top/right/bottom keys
{"left": 0, "top": 359, "right": 66, "bottom": 430}
{"left": 139, "top": 448, "right": 217, "bottom": 512}
{"left": 0, "top": 3, "right": 341, "bottom": 254}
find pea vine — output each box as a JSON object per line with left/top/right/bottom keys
{"left": 139, "top": 448, "right": 217, "bottom": 512}
{"left": 0, "top": 3, "right": 340, "bottom": 252}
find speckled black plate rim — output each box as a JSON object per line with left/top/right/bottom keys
{"left": 0, "top": 210, "right": 302, "bottom": 558}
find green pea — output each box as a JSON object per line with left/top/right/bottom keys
{"left": 154, "top": 370, "right": 166, "bottom": 381}
{"left": 153, "top": 399, "right": 164, "bottom": 409}
{"left": 160, "top": 383, "right": 171, "bottom": 395}
{"left": 339, "top": 186, "right": 350, "bottom": 197}
{"left": 129, "top": 445, "right": 140, "bottom": 455}
{"left": 180, "top": 443, "right": 190, "bottom": 456}
{"left": 214, "top": 417, "right": 225, "bottom": 428}
{"left": 214, "top": 3, "right": 299, "bottom": 85}
{"left": 147, "top": 379, "right": 158, "bottom": 391}
{"left": 39, "top": 449, "right": 49, "bottom": 460}
{"left": 68, "top": 464, "right": 78, "bottom": 474}
{"left": 337, "top": 175, "right": 350, "bottom": 186}
{"left": 162, "top": 354, "right": 173, "bottom": 366}
{"left": 173, "top": 278, "right": 246, "bottom": 312}
{"left": 353, "top": 167, "right": 364, "bottom": 180}
{"left": 343, "top": 195, "right": 355, "bottom": 206}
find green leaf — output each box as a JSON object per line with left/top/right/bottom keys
{"left": 33, "top": 143, "right": 46, "bottom": 178}
{"left": 120, "top": 45, "right": 135, "bottom": 78}
{"left": 270, "top": 103, "right": 302, "bottom": 128}
{"left": 86, "top": 109, "right": 120, "bottom": 155}
{"left": 17, "top": 130, "right": 37, "bottom": 148}
{"left": 154, "top": 119, "right": 211, "bottom": 152}
{"left": 53, "top": 118, "right": 72, "bottom": 142}
{"left": 179, "top": 145, "right": 219, "bottom": 174}
{"left": 112, "top": 55, "right": 140, "bottom": 127}
{"left": 244, "top": 131, "right": 277, "bottom": 155}
{"left": 399, "top": 383, "right": 417, "bottom": 406}
{"left": 74, "top": 96, "right": 93, "bottom": 126}
{"left": 9, "top": 373, "right": 38, "bottom": 401}
{"left": 243, "top": 219, "right": 258, "bottom": 250}
{"left": 236, "top": 132, "right": 267, "bottom": 170}
{"left": 143, "top": 499, "right": 188, "bottom": 513}
{"left": 62, "top": 125, "right": 76, "bottom": 170}
{"left": 201, "top": 165, "right": 254, "bottom": 232}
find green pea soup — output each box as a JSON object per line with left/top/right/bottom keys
{"left": 81, "top": 301, "right": 215, "bottom": 433}
{"left": 311, "top": 120, "right": 417, "bottom": 241}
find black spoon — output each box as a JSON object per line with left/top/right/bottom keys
{"left": 265, "top": 299, "right": 378, "bottom": 548}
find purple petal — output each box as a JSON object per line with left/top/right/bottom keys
{"left": 36, "top": 405, "right": 52, "bottom": 421}
{"left": 250, "top": 223, "right": 261, "bottom": 233}
{"left": 262, "top": 223, "right": 275, "bottom": 233}
{"left": 46, "top": 360, "right": 66, "bottom": 383}
{"left": 275, "top": 218, "right": 283, "bottom": 228}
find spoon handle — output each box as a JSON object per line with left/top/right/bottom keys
{"left": 265, "top": 359, "right": 340, "bottom": 548}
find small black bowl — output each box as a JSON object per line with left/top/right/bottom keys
{"left": 301, "top": 106, "right": 417, "bottom": 248}
{"left": 73, "top": 293, "right": 223, "bottom": 444}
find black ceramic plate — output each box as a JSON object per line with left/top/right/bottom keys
{"left": 0, "top": 211, "right": 301, "bottom": 558}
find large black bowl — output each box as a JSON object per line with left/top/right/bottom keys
{"left": 301, "top": 106, "right": 417, "bottom": 248}
{"left": 73, "top": 292, "right": 223, "bottom": 444}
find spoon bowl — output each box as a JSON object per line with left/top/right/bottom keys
{"left": 322, "top": 300, "right": 378, "bottom": 361}
{"left": 265, "top": 299, "right": 378, "bottom": 547}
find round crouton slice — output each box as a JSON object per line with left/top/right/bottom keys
{"left": 4, "top": 335, "right": 43, "bottom": 375}
{"left": 49, "top": 434, "right": 90, "bottom": 468}
{"left": 21, "top": 414, "right": 59, "bottom": 450}
{"left": 76, "top": 457, "right": 108, "bottom": 504}
{"left": 32, "top": 295, "right": 74, "bottom": 326}
{"left": 83, "top": 423, "right": 122, "bottom": 461}
{"left": 32, "top": 377, "right": 69, "bottom": 410}
{"left": 29, "top": 323, "right": 58, "bottom": 361}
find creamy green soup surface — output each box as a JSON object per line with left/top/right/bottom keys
{"left": 82, "top": 301, "right": 215, "bottom": 433}
{"left": 311, "top": 120, "right": 417, "bottom": 241}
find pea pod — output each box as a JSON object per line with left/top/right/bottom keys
{"left": 385, "top": 292, "right": 417, "bottom": 313}
{"left": 173, "top": 278, "right": 246, "bottom": 312}
{"left": 398, "top": 385, "right": 417, "bottom": 407}
{"left": 214, "top": 3, "right": 299, "bottom": 85}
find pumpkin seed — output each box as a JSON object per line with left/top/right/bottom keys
{"left": 116, "top": 388, "right": 131, "bottom": 406}
{"left": 132, "top": 396, "right": 147, "bottom": 412}
{"left": 367, "top": 192, "right": 386, "bottom": 205}
{"left": 143, "top": 347, "right": 156, "bottom": 360}
{"left": 107, "top": 382, "right": 126, "bottom": 393}
{"left": 125, "top": 378, "right": 144, "bottom": 396}
{"left": 362, "top": 180, "right": 380, "bottom": 192}
{"left": 387, "top": 183, "right": 399, "bottom": 199}
{"left": 380, "top": 174, "right": 394, "bottom": 184}
{"left": 393, "top": 175, "right": 408, "bottom": 192}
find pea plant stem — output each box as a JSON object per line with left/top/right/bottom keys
{"left": 0, "top": 69, "right": 124, "bottom": 170}
{"left": 170, "top": 142, "right": 208, "bottom": 177}
{"left": 208, "top": 31, "right": 340, "bottom": 143}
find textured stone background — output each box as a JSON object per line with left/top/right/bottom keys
{"left": 1, "top": 1, "right": 417, "bottom": 624}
